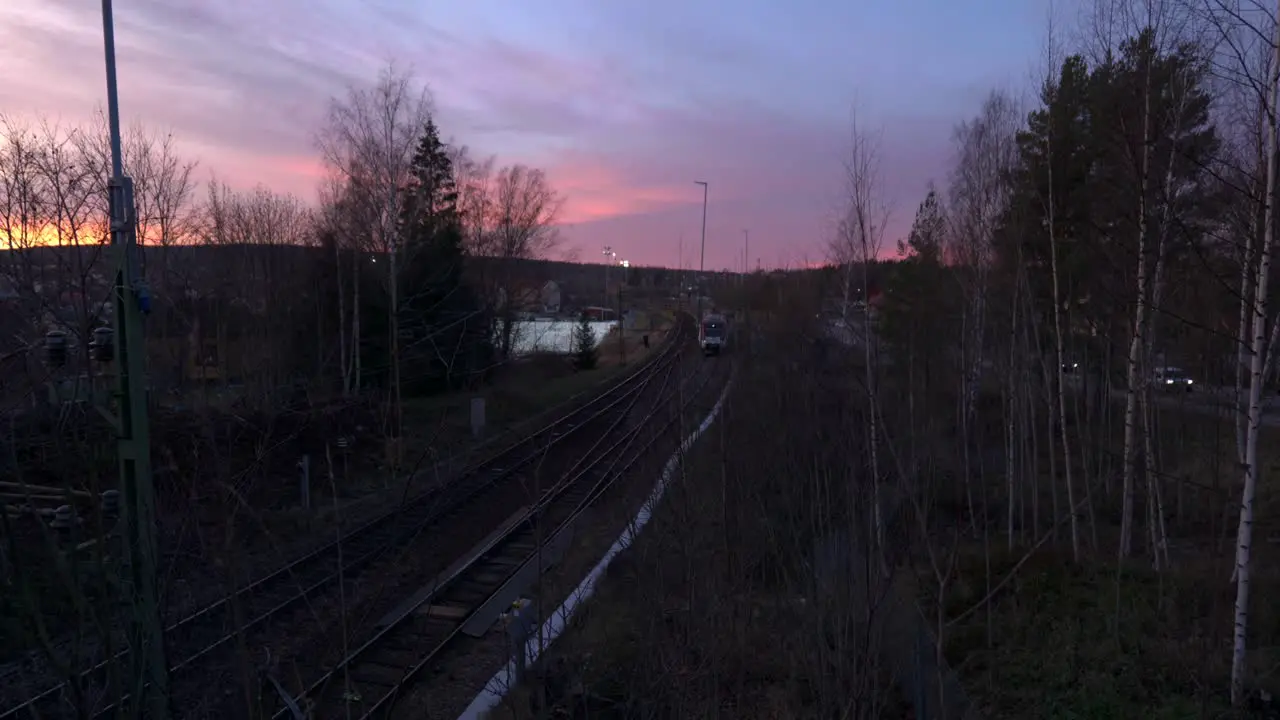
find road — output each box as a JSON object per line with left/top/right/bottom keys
{"left": 823, "top": 316, "right": 1280, "bottom": 428}
{"left": 1106, "top": 383, "right": 1280, "bottom": 428}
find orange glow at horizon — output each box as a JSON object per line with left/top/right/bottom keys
{"left": 0, "top": 219, "right": 192, "bottom": 250}
{"left": 2, "top": 221, "right": 111, "bottom": 250}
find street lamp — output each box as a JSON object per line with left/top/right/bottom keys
{"left": 602, "top": 245, "right": 616, "bottom": 303}
{"left": 694, "top": 181, "right": 708, "bottom": 321}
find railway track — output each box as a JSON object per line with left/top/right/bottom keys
{"left": 0, "top": 316, "right": 692, "bottom": 720}
{"left": 272, "top": 346, "right": 727, "bottom": 720}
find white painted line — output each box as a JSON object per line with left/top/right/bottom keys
{"left": 456, "top": 374, "right": 735, "bottom": 720}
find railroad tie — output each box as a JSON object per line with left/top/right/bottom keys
{"left": 420, "top": 603, "right": 470, "bottom": 620}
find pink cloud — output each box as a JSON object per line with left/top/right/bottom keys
{"left": 547, "top": 161, "right": 691, "bottom": 225}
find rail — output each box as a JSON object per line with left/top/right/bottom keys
{"left": 279, "top": 347, "right": 723, "bottom": 719}
{"left": 0, "top": 315, "right": 691, "bottom": 720}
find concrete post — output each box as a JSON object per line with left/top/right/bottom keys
{"left": 504, "top": 597, "right": 538, "bottom": 684}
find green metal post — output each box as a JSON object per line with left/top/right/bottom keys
{"left": 102, "top": 0, "right": 171, "bottom": 715}
{"left": 110, "top": 178, "right": 169, "bottom": 717}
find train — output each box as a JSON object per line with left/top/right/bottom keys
{"left": 700, "top": 312, "right": 728, "bottom": 356}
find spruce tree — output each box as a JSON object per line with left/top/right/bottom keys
{"left": 391, "top": 117, "right": 493, "bottom": 394}
{"left": 573, "top": 312, "right": 598, "bottom": 371}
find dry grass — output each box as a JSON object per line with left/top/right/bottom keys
{"left": 895, "top": 383, "right": 1280, "bottom": 718}
{"left": 906, "top": 541, "right": 1280, "bottom": 719}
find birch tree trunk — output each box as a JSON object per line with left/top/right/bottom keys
{"left": 1045, "top": 120, "right": 1081, "bottom": 562}
{"left": 1006, "top": 268, "right": 1023, "bottom": 551}
{"left": 1235, "top": 241, "right": 1256, "bottom": 465}
{"left": 1137, "top": 62, "right": 1190, "bottom": 570}
{"left": 1119, "top": 55, "right": 1155, "bottom": 561}
{"left": 1231, "top": 4, "right": 1280, "bottom": 704}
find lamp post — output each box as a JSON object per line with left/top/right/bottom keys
{"left": 602, "top": 246, "right": 615, "bottom": 308}
{"left": 677, "top": 233, "right": 684, "bottom": 311}
{"left": 101, "top": 0, "right": 170, "bottom": 715}
{"left": 694, "top": 181, "right": 708, "bottom": 322}
{"left": 618, "top": 259, "right": 629, "bottom": 329}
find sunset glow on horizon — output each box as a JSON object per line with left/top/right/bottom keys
{"left": 2, "top": 222, "right": 106, "bottom": 250}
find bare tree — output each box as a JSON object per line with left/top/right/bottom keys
{"left": 450, "top": 144, "right": 496, "bottom": 255}
{"left": 947, "top": 90, "right": 1025, "bottom": 548}
{"left": 1033, "top": 8, "right": 1088, "bottom": 567}
{"left": 474, "top": 163, "right": 563, "bottom": 359}
{"left": 0, "top": 119, "right": 116, "bottom": 405}
{"left": 1197, "top": 0, "right": 1280, "bottom": 704}
{"left": 1233, "top": 14, "right": 1279, "bottom": 701}
{"left": 317, "top": 62, "right": 433, "bottom": 445}
{"left": 829, "top": 110, "right": 890, "bottom": 548}
{"left": 194, "top": 180, "right": 316, "bottom": 403}
{"left": 316, "top": 175, "right": 366, "bottom": 397}
{"left": 0, "top": 116, "right": 44, "bottom": 255}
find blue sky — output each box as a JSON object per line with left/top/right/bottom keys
{"left": 1, "top": 0, "right": 1054, "bottom": 268}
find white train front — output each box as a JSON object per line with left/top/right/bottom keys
{"left": 700, "top": 313, "right": 727, "bottom": 356}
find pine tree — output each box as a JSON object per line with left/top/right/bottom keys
{"left": 898, "top": 185, "right": 945, "bottom": 264}
{"left": 402, "top": 118, "right": 458, "bottom": 229}
{"left": 573, "top": 311, "right": 598, "bottom": 371}
{"left": 880, "top": 186, "right": 955, "bottom": 396}
{"left": 995, "top": 39, "right": 1219, "bottom": 367}
{"left": 361, "top": 116, "right": 493, "bottom": 395}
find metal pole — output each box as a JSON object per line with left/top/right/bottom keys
{"left": 602, "top": 246, "right": 610, "bottom": 304}
{"left": 695, "top": 181, "right": 708, "bottom": 322}
{"left": 677, "top": 233, "right": 684, "bottom": 313}
{"left": 102, "top": 0, "right": 123, "bottom": 180}
{"left": 102, "top": 0, "right": 170, "bottom": 715}
{"left": 742, "top": 229, "right": 749, "bottom": 285}
{"left": 602, "top": 246, "right": 614, "bottom": 308}
{"left": 618, "top": 286, "right": 626, "bottom": 365}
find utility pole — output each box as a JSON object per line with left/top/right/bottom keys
{"left": 694, "top": 181, "right": 708, "bottom": 323}
{"left": 677, "top": 233, "right": 684, "bottom": 313}
{"left": 742, "top": 229, "right": 749, "bottom": 286}
{"left": 101, "top": 0, "right": 170, "bottom": 716}
{"left": 617, "top": 285, "right": 626, "bottom": 365}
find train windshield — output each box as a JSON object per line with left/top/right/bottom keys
{"left": 703, "top": 322, "right": 723, "bottom": 338}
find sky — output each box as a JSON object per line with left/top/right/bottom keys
{"left": 1, "top": 0, "right": 1053, "bottom": 270}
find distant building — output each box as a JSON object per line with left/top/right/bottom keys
{"left": 498, "top": 279, "right": 564, "bottom": 316}
{"left": 580, "top": 306, "right": 617, "bottom": 322}
{"left": 540, "top": 280, "right": 562, "bottom": 314}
